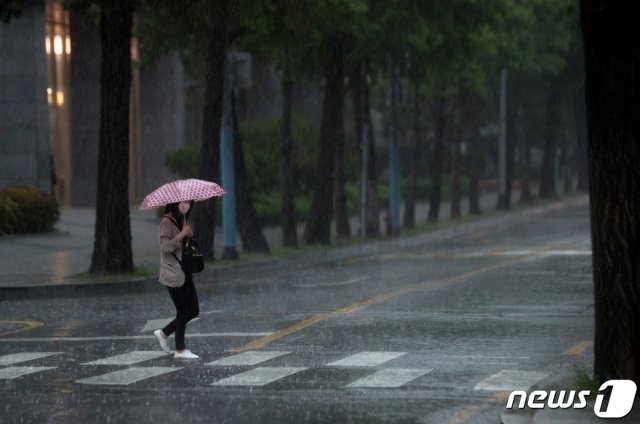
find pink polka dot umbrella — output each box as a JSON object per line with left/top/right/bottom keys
{"left": 139, "top": 179, "right": 225, "bottom": 210}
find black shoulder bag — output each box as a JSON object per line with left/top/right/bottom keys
{"left": 164, "top": 217, "right": 205, "bottom": 274}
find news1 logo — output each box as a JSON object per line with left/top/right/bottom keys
{"left": 506, "top": 379, "right": 637, "bottom": 418}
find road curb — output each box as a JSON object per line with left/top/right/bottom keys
{"left": 1, "top": 195, "right": 589, "bottom": 300}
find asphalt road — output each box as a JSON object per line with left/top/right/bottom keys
{"left": 0, "top": 200, "right": 594, "bottom": 424}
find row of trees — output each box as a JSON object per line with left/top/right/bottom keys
{"left": 138, "top": 0, "right": 584, "bottom": 258}
{"left": 1, "top": 0, "right": 583, "bottom": 270}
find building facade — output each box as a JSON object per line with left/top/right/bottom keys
{"left": 1, "top": 0, "right": 321, "bottom": 207}
{"left": 0, "top": 0, "right": 185, "bottom": 206}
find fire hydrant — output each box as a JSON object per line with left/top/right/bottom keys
{"left": 384, "top": 210, "right": 393, "bottom": 236}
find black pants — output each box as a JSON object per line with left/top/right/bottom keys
{"left": 162, "top": 274, "right": 199, "bottom": 351}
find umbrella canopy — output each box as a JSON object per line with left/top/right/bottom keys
{"left": 139, "top": 179, "right": 225, "bottom": 210}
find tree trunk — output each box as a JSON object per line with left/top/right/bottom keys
{"left": 90, "top": 0, "right": 133, "bottom": 273}
{"left": 303, "top": 38, "right": 345, "bottom": 245}
{"left": 468, "top": 127, "right": 482, "bottom": 215}
{"left": 279, "top": 60, "right": 297, "bottom": 248}
{"left": 539, "top": 81, "right": 560, "bottom": 198}
{"left": 350, "top": 60, "right": 380, "bottom": 238}
{"left": 403, "top": 81, "right": 421, "bottom": 228}
{"left": 467, "top": 94, "right": 483, "bottom": 215}
{"left": 520, "top": 118, "right": 532, "bottom": 203}
{"left": 560, "top": 131, "right": 572, "bottom": 194}
{"left": 450, "top": 100, "right": 462, "bottom": 219}
{"left": 581, "top": 0, "right": 640, "bottom": 385}
{"left": 334, "top": 93, "right": 350, "bottom": 240}
{"left": 504, "top": 88, "right": 516, "bottom": 208}
{"left": 428, "top": 97, "right": 446, "bottom": 222}
{"left": 192, "top": 0, "right": 227, "bottom": 259}
{"left": 232, "top": 92, "right": 269, "bottom": 254}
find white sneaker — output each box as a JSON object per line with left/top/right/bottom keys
{"left": 154, "top": 329, "right": 172, "bottom": 354}
{"left": 174, "top": 349, "right": 199, "bottom": 359}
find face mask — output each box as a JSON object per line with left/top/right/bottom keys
{"left": 178, "top": 202, "right": 191, "bottom": 215}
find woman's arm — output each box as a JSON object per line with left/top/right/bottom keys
{"left": 159, "top": 218, "right": 183, "bottom": 253}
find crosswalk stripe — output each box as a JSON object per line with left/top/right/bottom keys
{"left": 0, "top": 366, "right": 57, "bottom": 380}
{"left": 0, "top": 352, "right": 62, "bottom": 366}
{"left": 76, "top": 367, "right": 181, "bottom": 385}
{"left": 473, "top": 370, "right": 549, "bottom": 391}
{"left": 328, "top": 352, "right": 406, "bottom": 367}
{"left": 212, "top": 367, "right": 307, "bottom": 387}
{"left": 0, "top": 332, "right": 273, "bottom": 342}
{"left": 206, "top": 351, "right": 290, "bottom": 367}
{"left": 81, "top": 351, "right": 168, "bottom": 366}
{"left": 347, "top": 368, "right": 432, "bottom": 388}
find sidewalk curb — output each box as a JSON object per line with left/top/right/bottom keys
{"left": 1, "top": 195, "right": 589, "bottom": 300}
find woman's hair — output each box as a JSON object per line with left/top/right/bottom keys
{"left": 164, "top": 200, "right": 194, "bottom": 228}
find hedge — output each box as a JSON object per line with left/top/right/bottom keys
{"left": 252, "top": 177, "right": 469, "bottom": 225}
{"left": 0, "top": 187, "right": 60, "bottom": 235}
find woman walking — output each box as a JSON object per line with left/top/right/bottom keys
{"left": 154, "top": 200, "right": 200, "bottom": 359}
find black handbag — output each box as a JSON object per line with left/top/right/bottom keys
{"left": 181, "top": 237, "right": 205, "bottom": 274}
{"left": 165, "top": 216, "right": 205, "bottom": 274}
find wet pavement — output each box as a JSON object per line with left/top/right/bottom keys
{"left": 1, "top": 195, "right": 624, "bottom": 423}
{"left": 0, "top": 191, "right": 512, "bottom": 289}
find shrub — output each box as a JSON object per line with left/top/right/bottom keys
{"left": 239, "top": 115, "right": 319, "bottom": 194}
{"left": 0, "top": 187, "right": 60, "bottom": 235}
{"left": 163, "top": 144, "right": 200, "bottom": 178}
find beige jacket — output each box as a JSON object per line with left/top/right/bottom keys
{"left": 158, "top": 214, "right": 185, "bottom": 287}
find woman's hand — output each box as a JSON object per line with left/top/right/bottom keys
{"left": 179, "top": 223, "right": 193, "bottom": 240}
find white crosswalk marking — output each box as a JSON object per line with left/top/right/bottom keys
{"left": 328, "top": 352, "right": 406, "bottom": 367}
{"left": 347, "top": 368, "right": 432, "bottom": 388}
{"left": 0, "top": 366, "right": 57, "bottom": 380}
{"left": 212, "top": 367, "right": 307, "bottom": 387}
{"left": 0, "top": 352, "right": 62, "bottom": 366}
{"left": 81, "top": 351, "right": 168, "bottom": 366}
{"left": 76, "top": 367, "right": 181, "bottom": 385}
{"left": 474, "top": 370, "right": 549, "bottom": 391}
{"left": 206, "top": 351, "right": 290, "bottom": 367}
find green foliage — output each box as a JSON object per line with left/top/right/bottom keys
{"left": 0, "top": 187, "right": 60, "bottom": 235}
{"left": 573, "top": 366, "right": 598, "bottom": 399}
{"left": 163, "top": 144, "right": 200, "bottom": 178}
{"left": 0, "top": 0, "right": 25, "bottom": 23}
{"left": 253, "top": 177, "right": 469, "bottom": 225}
{"left": 239, "top": 115, "right": 319, "bottom": 194}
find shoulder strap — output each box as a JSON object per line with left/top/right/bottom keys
{"left": 162, "top": 215, "right": 180, "bottom": 230}
{"left": 162, "top": 216, "right": 184, "bottom": 265}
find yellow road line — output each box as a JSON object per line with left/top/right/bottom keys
{"left": 0, "top": 320, "right": 44, "bottom": 337}
{"left": 228, "top": 255, "right": 529, "bottom": 353}
{"left": 491, "top": 391, "right": 512, "bottom": 401}
{"left": 227, "top": 313, "right": 333, "bottom": 353}
{"left": 228, "top": 238, "right": 585, "bottom": 354}
{"left": 563, "top": 340, "right": 593, "bottom": 356}
{"left": 446, "top": 392, "right": 511, "bottom": 424}
{"left": 448, "top": 404, "right": 487, "bottom": 424}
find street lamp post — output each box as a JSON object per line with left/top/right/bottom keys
{"left": 220, "top": 54, "right": 238, "bottom": 260}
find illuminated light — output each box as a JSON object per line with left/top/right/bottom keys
{"left": 45, "top": 36, "right": 51, "bottom": 54}
{"left": 56, "top": 91, "right": 64, "bottom": 106}
{"left": 54, "top": 35, "right": 63, "bottom": 55}
{"left": 47, "top": 88, "right": 53, "bottom": 105}
{"left": 65, "top": 36, "right": 71, "bottom": 55}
